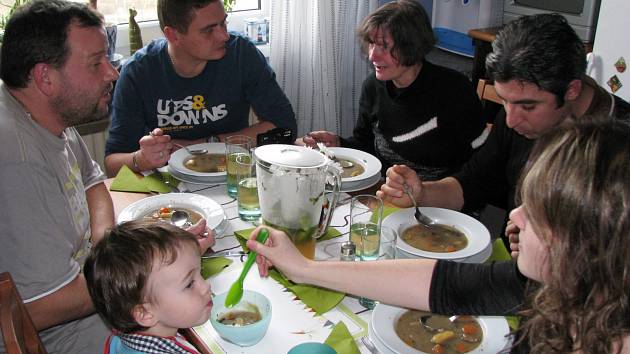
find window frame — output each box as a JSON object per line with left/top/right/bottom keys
{"left": 114, "top": 0, "right": 269, "bottom": 58}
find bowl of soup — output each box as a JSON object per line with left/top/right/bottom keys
{"left": 396, "top": 311, "right": 483, "bottom": 353}
{"left": 210, "top": 290, "right": 272, "bottom": 346}
{"left": 370, "top": 303, "right": 511, "bottom": 354}
{"left": 383, "top": 207, "right": 490, "bottom": 261}
{"left": 142, "top": 206, "right": 204, "bottom": 226}
{"left": 183, "top": 153, "right": 227, "bottom": 173}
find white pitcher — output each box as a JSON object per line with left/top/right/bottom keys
{"left": 254, "top": 145, "right": 341, "bottom": 259}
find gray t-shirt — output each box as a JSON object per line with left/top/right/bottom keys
{"left": 0, "top": 83, "right": 108, "bottom": 353}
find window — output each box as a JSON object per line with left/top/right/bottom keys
{"left": 99, "top": 0, "right": 262, "bottom": 24}
{"left": 1, "top": 0, "right": 262, "bottom": 26}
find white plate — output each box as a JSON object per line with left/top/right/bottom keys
{"left": 368, "top": 325, "right": 396, "bottom": 354}
{"left": 371, "top": 303, "right": 511, "bottom": 354}
{"left": 328, "top": 147, "right": 381, "bottom": 183}
{"left": 117, "top": 193, "right": 228, "bottom": 235}
{"left": 339, "top": 172, "right": 381, "bottom": 193}
{"left": 383, "top": 208, "right": 490, "bottom": 260}
{"left": 169, "top": 143, "right": 226, "bottom": 178}
{"left": 395, "top": 239, "right": 493, "bottom": 264}
{"left": 168, "top": 165, "right": 226, "bottom": 185}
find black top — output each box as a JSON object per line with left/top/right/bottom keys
{"left": 453, "top": 77, "right": 630, "bottom": 213}
{"left": 429, "top": 260, "right": 529, "bottom": 353}
{"left": 341, "top": 61, "right": 486, "bottom": 180}
{"left": 429, "top": 260, "right": 527, "bottom": 316}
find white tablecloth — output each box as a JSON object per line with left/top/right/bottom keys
{"left": 178, "top": 182, "right": 375, "bottom": 353}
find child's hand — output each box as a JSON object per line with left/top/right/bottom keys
{"left": 186, "top": 219, "right": 216, "bottom": 253}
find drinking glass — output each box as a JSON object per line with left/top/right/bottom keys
{"left": 359, "top": 225, "right": 397, "bottom": 309}
{"left": 349, "top": 195, "right": 383, "bottom": 261}
{"left": 236, "top": 154, "right": 261, "bottom": 221}
{"left": 225, "top": 135, "right": 253, "bottom": 198}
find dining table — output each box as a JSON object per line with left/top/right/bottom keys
{"left": 105, "top": 172, "right": 513, "bottom": 354}
{"left": 105, "top": 176, "right": 385, "bottom": 354}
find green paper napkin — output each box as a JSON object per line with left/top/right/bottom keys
{"left": 143, "top": 171, "right": 181, "bottom": 193}
{"left": 324, "top": 321, "right": 360, "bottom": 354}
{"left": 381, "top": 205, "right": 399, "bottom": 219}
{"left": 201, "top": 257, "right": 233, "bottom": 279}
{"left": 109, "top": 165, "right": 181, "bottom": 193}
{"left": 486, "top": 238, "right": 512, "bottom": 262}
{"left": 233, "top": 228, "right": 345, "bottom": 314}
{"left": 269, "top": 269, "right": 344, "bottom": 315}
{"left": 109, "top": 165, "right": 150, "bottom": 193}
{"left": 233, "top": 227, "right": 342, "bottom": 252}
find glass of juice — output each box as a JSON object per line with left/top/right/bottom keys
{"left": 349, "top": 195, "right": 383, "bottom": 261}
{"left": 350, "top": 194, "right": 383, "bottom": 310}
{"left": 236, "top": 153, "right": 261, "bottom": 221}
{"left": 225, "top": 135, "right": 252, "bottom": 198}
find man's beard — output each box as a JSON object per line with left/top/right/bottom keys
{"left": 52, "top": 84, "right": 111, "bottom": 127}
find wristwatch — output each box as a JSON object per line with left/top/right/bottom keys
{"left": 206, "top": 134, "right": 220, "bottom": 143}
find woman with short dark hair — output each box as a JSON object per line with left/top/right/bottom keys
{"left": 299, "top": 0, "right": 487, "bottom": 181}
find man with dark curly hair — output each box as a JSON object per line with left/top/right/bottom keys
{"left": 379, "top": 14, "right": 630, "bottom": 252}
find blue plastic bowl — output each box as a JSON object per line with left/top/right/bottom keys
{"left": 209, "top": 290, "right": 272, "bottom": 346}
{"left": 288, "top": 342, "right": 337, "bottom": 354}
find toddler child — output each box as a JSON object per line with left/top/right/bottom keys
{"left": 85, "top": 220, "right": 213, "bottom": 354}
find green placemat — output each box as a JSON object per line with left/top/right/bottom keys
{"left": 201, "top": 257, "right": 233, "bottom": 279}
{"left": 324, "top": 321, "right": 361, "bottom": 354}
{"left": 109, "top": 165, "right": 150, "bottom": 193}
{"left": 269, "top": 269, "right": 344, "bottom": 315}
{"left": 233, "top": 228, "right": 345, "bottom": 314}
{"left": 109, "top": 165, "right": 180, "bottom": 194}
{"left": 486, "top": 238, "right": 512, "bottom": 262}
{"left": 233, "top": 227, "right": 342, "bottom": 252}
{"left": 143, "top": 171, "right": 181, "bottom": 193}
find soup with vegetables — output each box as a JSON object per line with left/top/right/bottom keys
{"left": 184, "top": 153, "right": 226, "bottom": 173}
{"left": 395, "top": 311, "right": 483, "bottom": 353}
{"left": 143, "top": 207, "right": 203, "bottom": 225}
{"left": 402, "top": 224, "right": 467, "bottom": 253}
{"left": 338, "top": 157, "right": 364, "bottom": 178}
{"left": 217, "top": 303, "right": 262, "bottom": 326}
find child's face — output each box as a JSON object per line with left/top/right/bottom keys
{"left": 510, "top": 205, "right": 550, "bottom": 283}
{"left": 145, "top": 243, "right": 213, "bottom": 336}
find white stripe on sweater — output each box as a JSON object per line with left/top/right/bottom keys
{"left": 471, "top": 125, "right": 491, "bottom": 149}
{"left": 391, "top": 117, "right": 438, "bottom": 143}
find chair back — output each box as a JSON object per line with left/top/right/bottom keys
{"left": 0, "top": 272, "right": 47, "bottom": 354}
{"left": 476, "top": 79, "right": 502, "bottom": 105}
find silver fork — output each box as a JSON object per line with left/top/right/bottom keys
{"left": 152, "top": 169, "right": 179, "bottom": 193}
{"left": 361, "top": 336, "right": 380, "bottom": 354}
{"left": 402, "top": 183, "right": 435, "bottom": 228}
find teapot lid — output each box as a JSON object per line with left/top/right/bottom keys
{"left": 254, "top": 144, "right": 327, "bottom": 168}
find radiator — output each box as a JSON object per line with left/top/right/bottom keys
{"left": 81, "top": 130, "right": 108, "bottom": 172}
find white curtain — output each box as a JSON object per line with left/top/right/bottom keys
{"left": 269, "top": 0, "right": 378, "bottom": 137}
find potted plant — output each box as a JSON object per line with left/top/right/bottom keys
{"left": 224, "top": 0, "right": 236, "bottom": 12}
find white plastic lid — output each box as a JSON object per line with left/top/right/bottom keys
{"left": 254, "top": 144, "right": 327, "bottom": 168}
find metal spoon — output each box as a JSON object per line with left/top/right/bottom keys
{"left": 224, "top": 228, "right": 269, "bottom": 308}
{"left": 419, "top": 315, "right": 459, "bottom": 332}
{"left": 173, "top": 143, "right": 208, "bottom": 155}
{"left": 402, "top": 183, "right": 436, "bottom": 228}
{"left": 338, "top": 159, "right": 354, "bottom": 168}
{"left": 171, "top": 210, "right": 191, "bottom": 228}
{"left": 323, "top": 148, "right": 354, "bottom": 168}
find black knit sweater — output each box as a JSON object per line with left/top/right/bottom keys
{"left": 341, "top": 60, "right": 486, "bottom": 180}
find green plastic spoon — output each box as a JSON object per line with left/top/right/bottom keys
{"left": 224, "top": 228, "right": 269, "bottom": 307}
